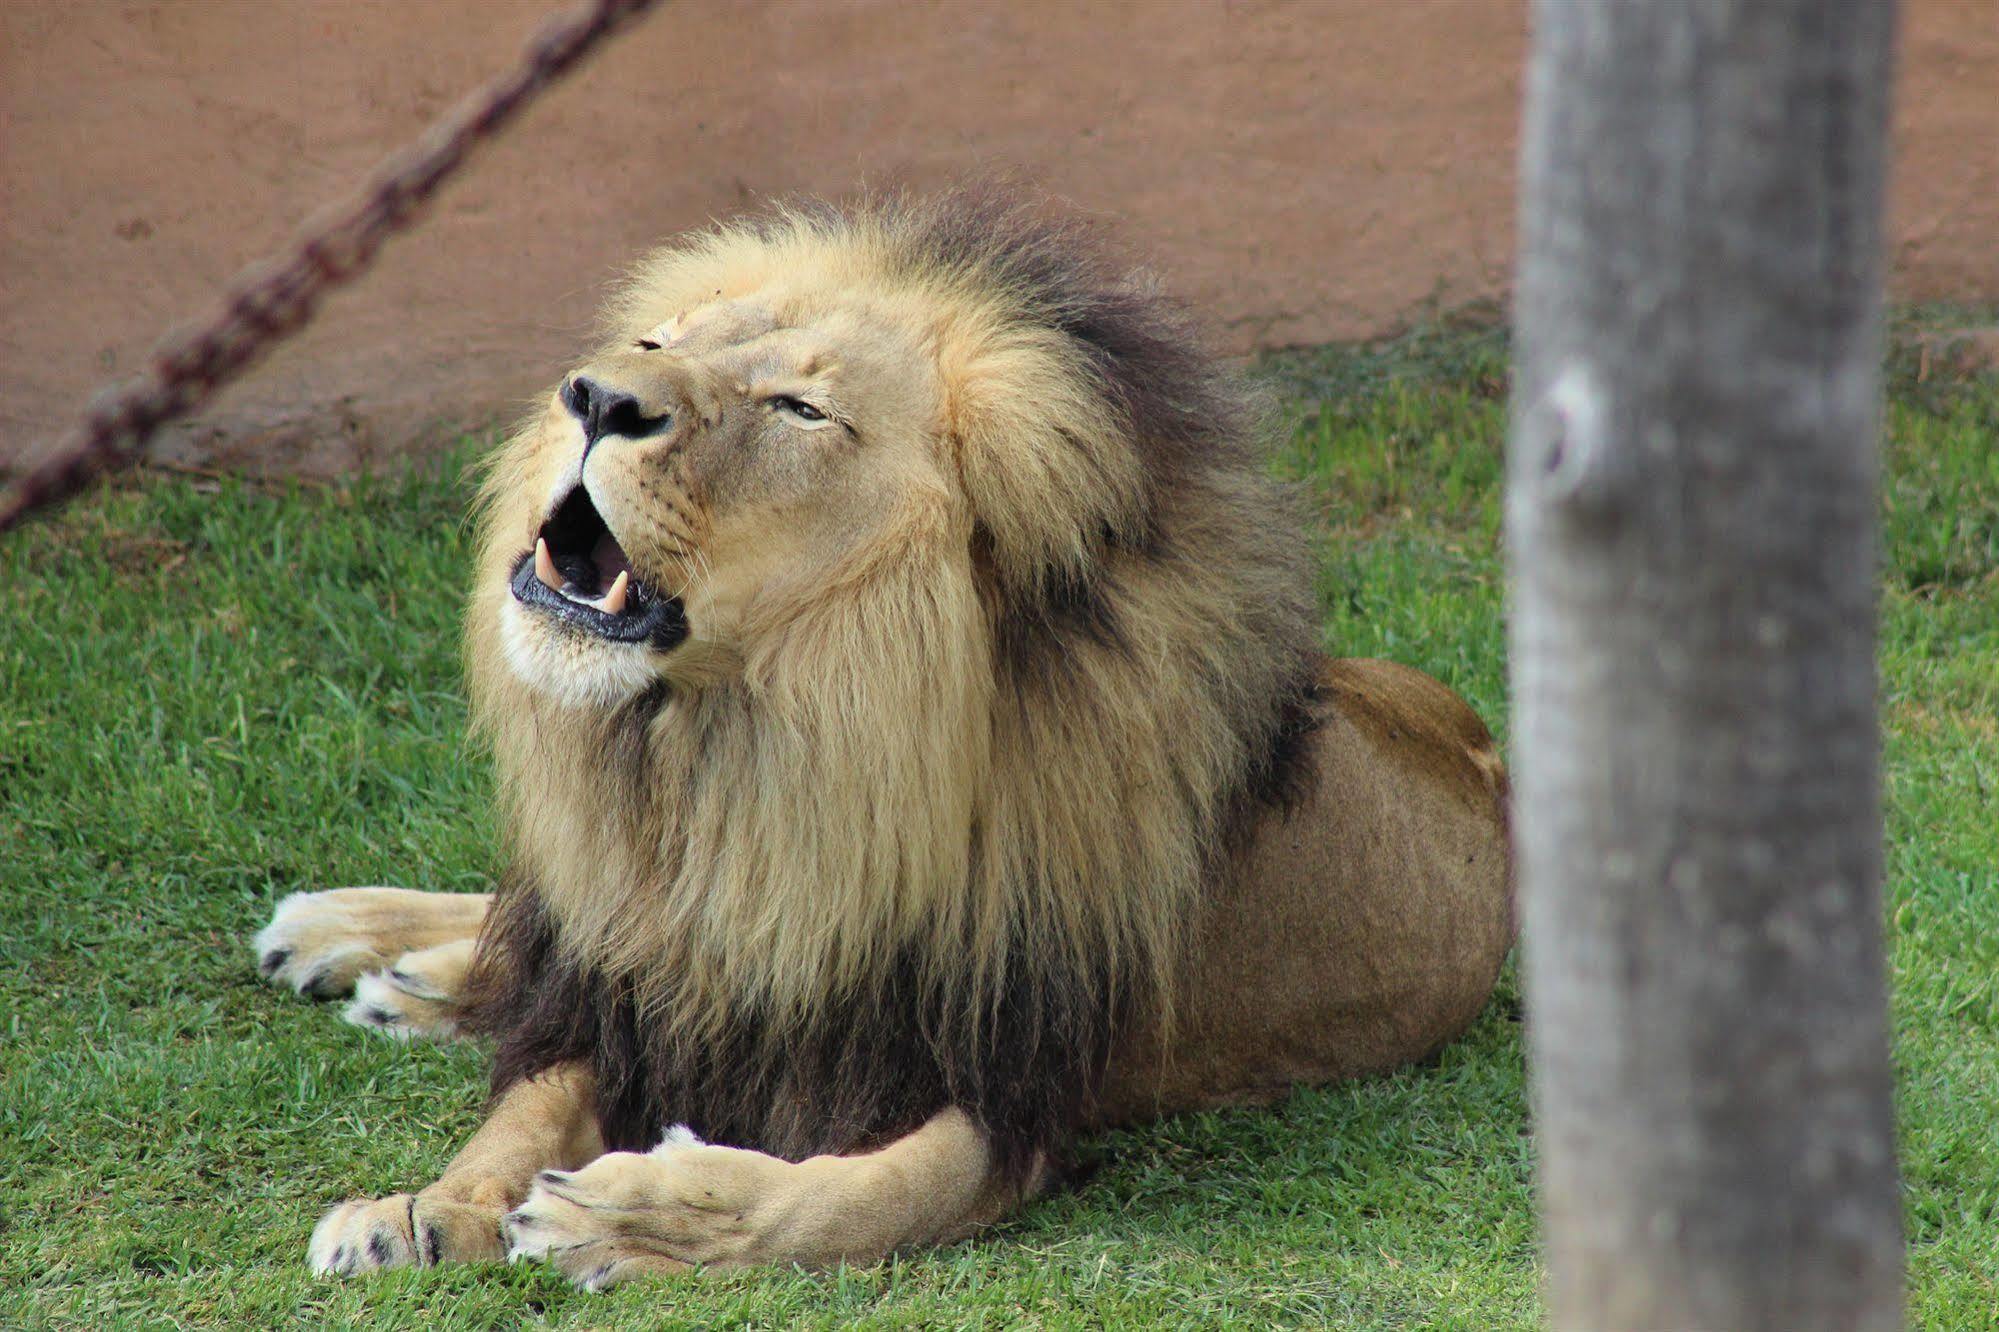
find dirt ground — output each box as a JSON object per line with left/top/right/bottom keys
{"left": 3, "top": 0, "right": 1993, "bottom": 477}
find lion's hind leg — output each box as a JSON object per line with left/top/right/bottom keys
{"left": 342, "top": 936, "right": 477, "bottom": 1038}
{"left": 254, "top": 887, "right": 490, "bottom": 1019}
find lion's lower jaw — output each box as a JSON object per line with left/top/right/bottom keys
{"left": 500, "top": 602, "right": 661, "bottom": 710}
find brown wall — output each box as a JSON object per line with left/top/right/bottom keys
{"left": 3, "top": 0, "right": 1994, "bottom": 477}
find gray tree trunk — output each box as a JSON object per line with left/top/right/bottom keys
{"left": 1507, "top": 2, "right": 1904, "bottom": 1328}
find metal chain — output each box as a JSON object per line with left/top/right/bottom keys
{"left": 0, "top": 0, "right": 662, "bottom": 535}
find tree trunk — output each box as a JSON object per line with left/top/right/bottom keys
{"left": 1507, "top": 2, "right": 1904, "bottom": 1328}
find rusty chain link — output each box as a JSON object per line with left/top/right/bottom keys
{"left": 0, "top": 0, "right": 662, "bottom": 535}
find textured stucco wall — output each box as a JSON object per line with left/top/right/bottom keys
{"left": 2, "top": 0, "right": 1993, "bottom": 476}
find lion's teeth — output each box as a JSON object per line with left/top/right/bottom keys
{"left": 598, "top": 571, "right": 630, "bottom": 615}
{"left": 534, "top": 538, "right": 561, "bottom": 592}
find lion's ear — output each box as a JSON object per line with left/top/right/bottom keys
{"left": 941, "top": 326, "right": 1147, "bottom": 594}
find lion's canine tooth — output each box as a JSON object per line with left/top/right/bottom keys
{"left": 534, "top": 537, "right": 561, "bottom": 592}
{"left": 598, "top": 570, "right": 630, "bottom": 615}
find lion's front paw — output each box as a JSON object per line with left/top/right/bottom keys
{"left": 308, "top": 1192, "right": 505, "bottom": 1277}
{"left": 503, "top": 1128, "right": 778, "bottom": 1287}
{"left": 256, "top": 891, "right": 394, "bottom": 999}
{"left": 254, "top": 887, "right": 487, "bottom": 1000}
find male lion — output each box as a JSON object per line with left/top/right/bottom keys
{"left": 253, "top": 191, "right": 1513, "bottom": 1289}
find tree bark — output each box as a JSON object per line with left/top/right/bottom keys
{"left": 1507, "top": 2, "right": 1904, "bottom": 1328}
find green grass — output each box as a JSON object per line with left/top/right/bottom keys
{"left": 2, "top": 330, "right": 1994, "bottom": 1329}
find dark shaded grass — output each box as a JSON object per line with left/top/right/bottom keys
{"left": 1, "top": 332, "right": 1993, "bottom": 1328}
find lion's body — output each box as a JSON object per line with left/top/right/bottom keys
{"left": 1099, "top": 657, "right": 1512, "bottom": 1125}
{"left": 254, "top": 190, "right": 1514, "bottom": 1286}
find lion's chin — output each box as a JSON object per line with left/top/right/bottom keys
{"left": 498, "top": 600, "right": 665, "bottom": 710}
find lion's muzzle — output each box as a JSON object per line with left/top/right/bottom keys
{"left": 511, "top": 483, "right": 687, "bottom": 650}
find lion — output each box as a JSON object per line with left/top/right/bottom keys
{"left": 251, "top": 189, "right": 1514, "bottom": 1289}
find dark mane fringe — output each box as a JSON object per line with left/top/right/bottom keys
{"left": 467, "top": 186, "right": 1321, "bottom": 1176}
{"left": 877, "top": 184, "right": 1326, "bottom": 842}
{"left": 857, "top": 182, "right": 1270, "bottom": 511}
{"left": 463, "top": 876, "right": 1113, "bottom": 1186}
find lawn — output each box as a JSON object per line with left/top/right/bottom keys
{"left": 2, "top": 327, "right": 1994, "bottom": 1329}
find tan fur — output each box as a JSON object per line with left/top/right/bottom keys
{"left": 1101, "top": 658, "right": 1514, "bottom": 1122}
{"left": 258, "top": 194, "right": 1513, "bottom": 1285}
{"left": 344, "top": 937, "right": 479, "bottom": 1037}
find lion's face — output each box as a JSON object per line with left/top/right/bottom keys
{"left": 495, "top": 294, "right": 951, "bottom": 707}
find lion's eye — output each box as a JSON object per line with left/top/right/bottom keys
{"left": 772, "top": 396, "right": 827, "bottom": 423}
{"left": 635, "top": 338, "right": 662, "bottom": 351}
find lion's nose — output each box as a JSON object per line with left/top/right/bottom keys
{"left": 562, "top": 375, "right": 673, "bottom": 455}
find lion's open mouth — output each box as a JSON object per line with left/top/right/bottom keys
{"left": 509, "top": 486, "right": 688, "bottom": 649}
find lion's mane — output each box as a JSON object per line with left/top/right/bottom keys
{"left": 461, "top": 190, "right": 1322, "bottom": 1181}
